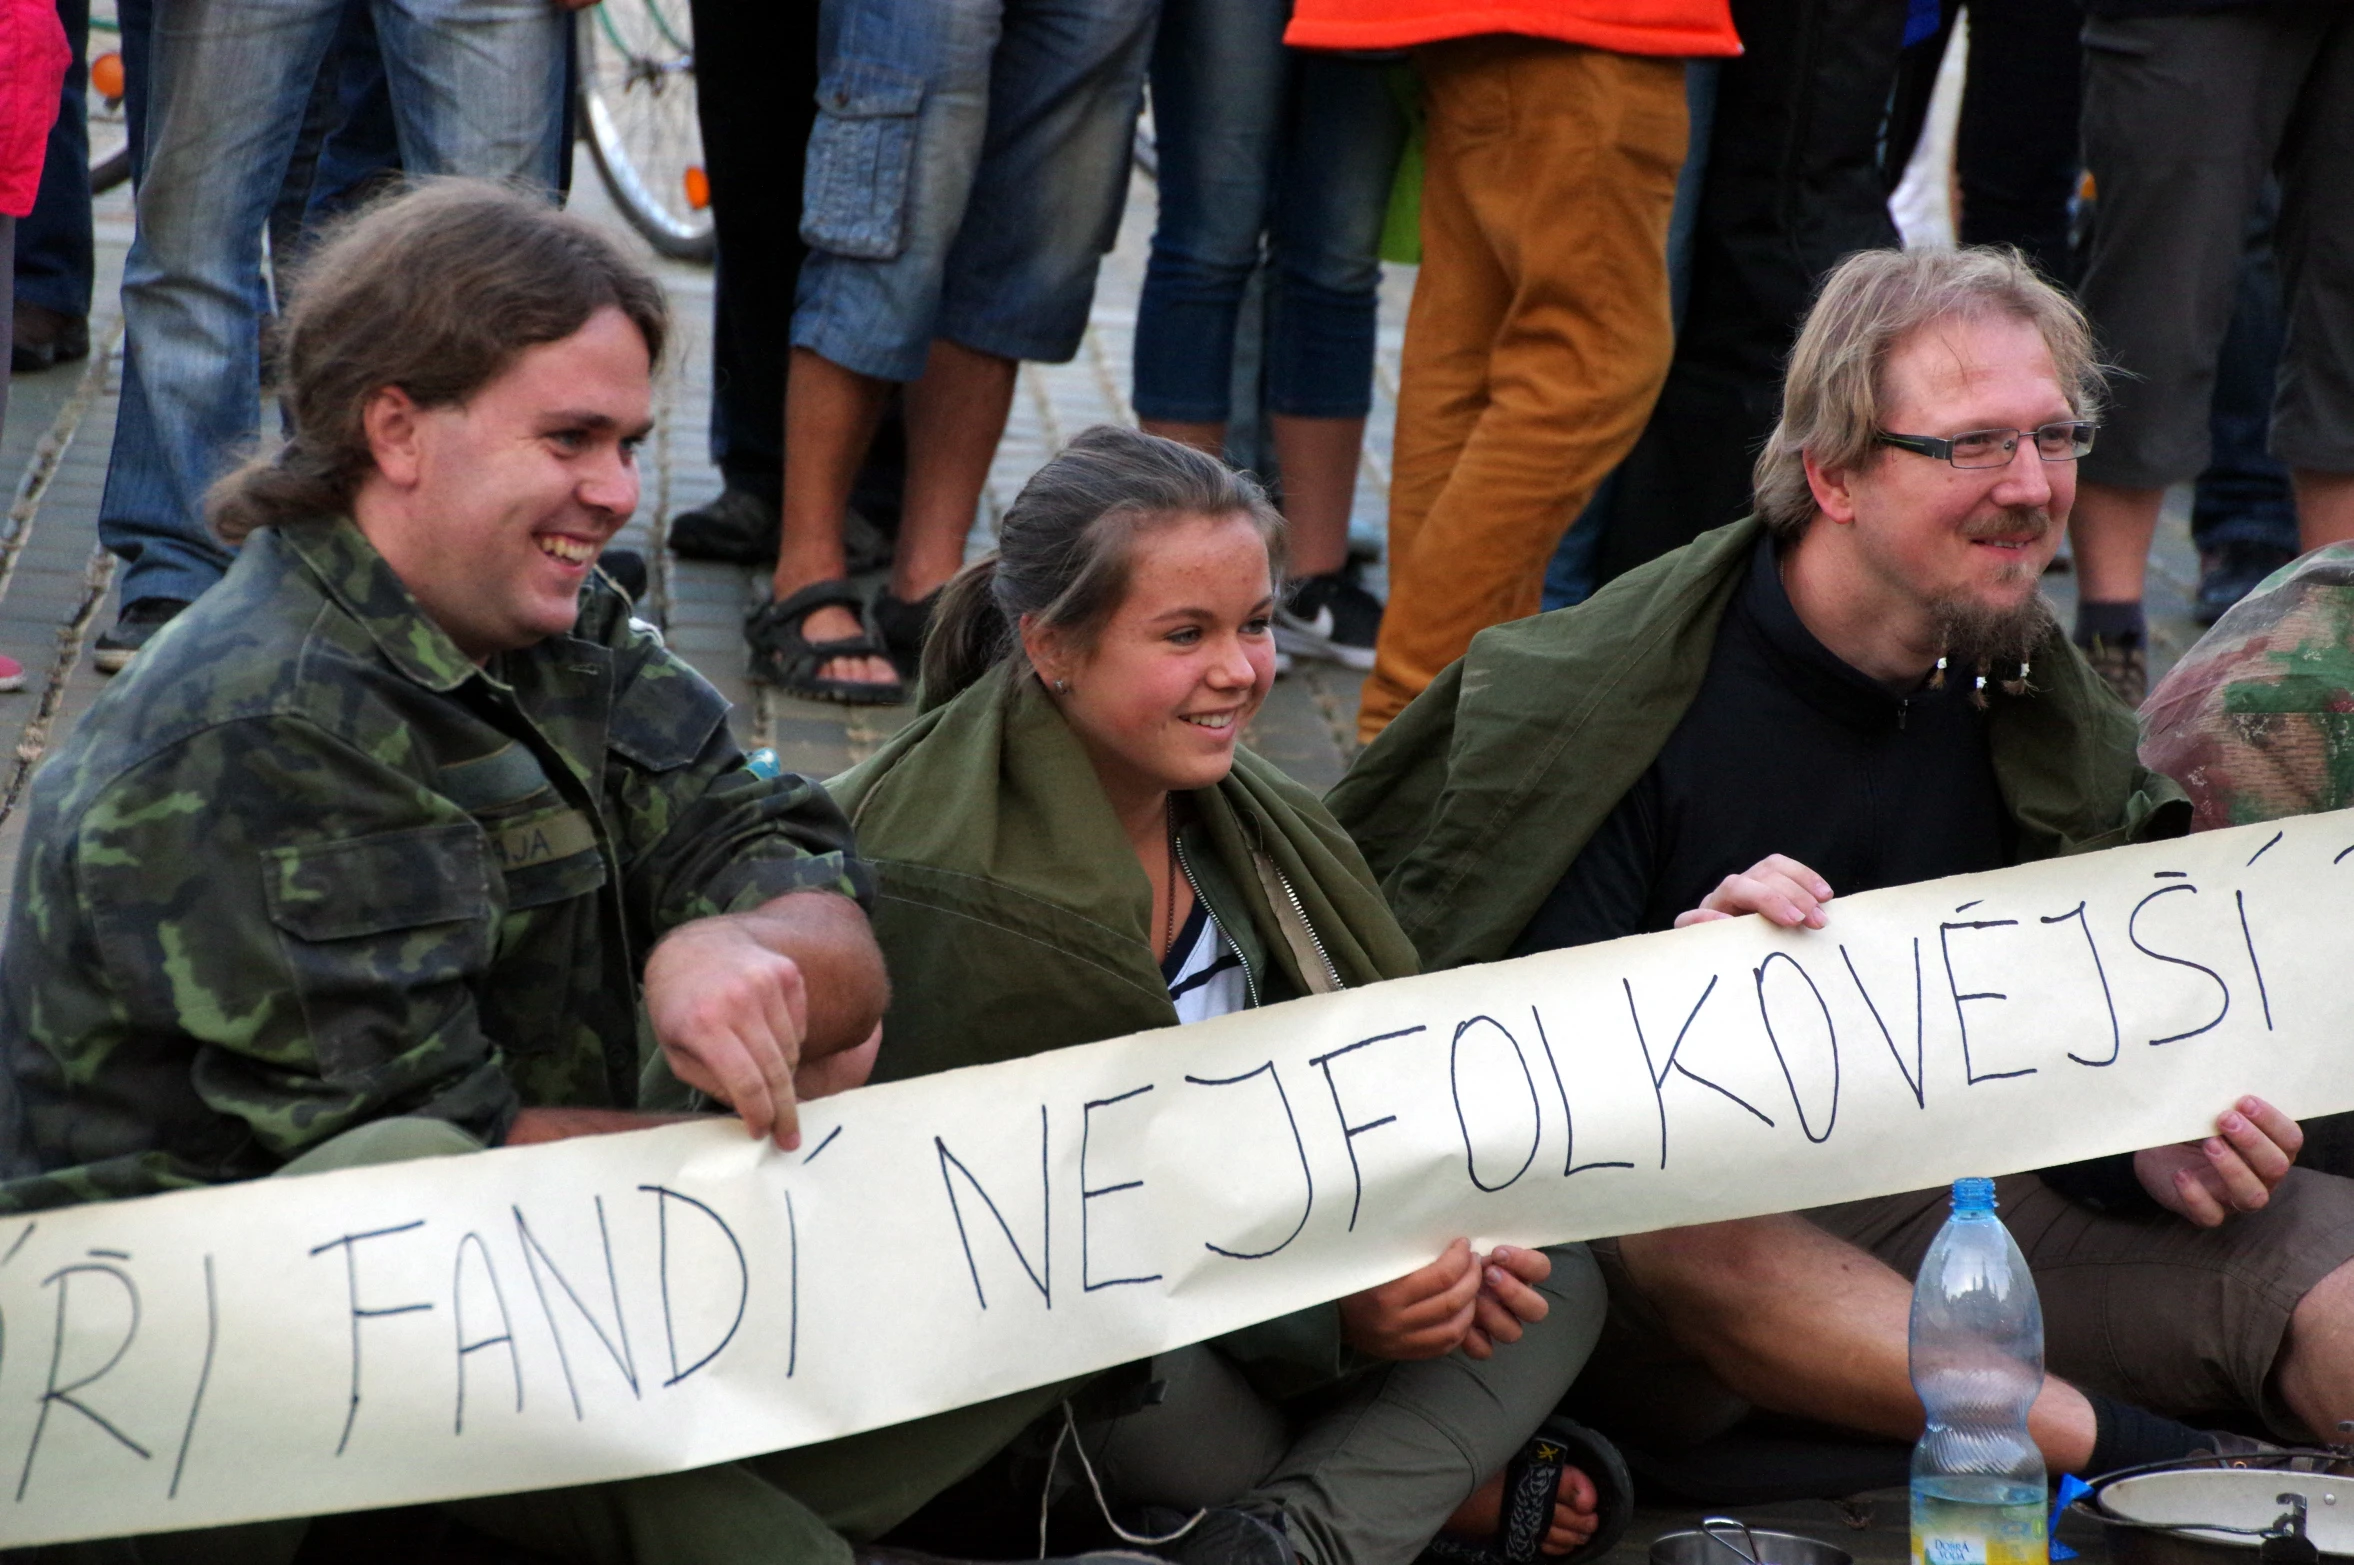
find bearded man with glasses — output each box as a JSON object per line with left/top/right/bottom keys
{"left": 1333, "top": 246, "right": 2354, "bottom": 1477}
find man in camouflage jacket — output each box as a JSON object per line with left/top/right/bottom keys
{"left": 0, "top": 514, "right": 879, "bottom": 1210}
{"left": 2142, "top": 544, "right": 2354, "bottom": 1179}
{"left": 0, "top": 183, "right": 902, "bottom": 1565}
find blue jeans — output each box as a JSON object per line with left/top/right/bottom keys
{"left": 98, "top": 0, "right": 566, "bottom": 609}
{"left": 793, "top": 0, "right": 1158, "bottom": 384}
{"left": 1129, "top": 0, "right": 1403, "bottom": 423}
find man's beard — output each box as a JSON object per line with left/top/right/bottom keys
{"left": 1930, "top": 506, "right": 2058, "bottom": 691}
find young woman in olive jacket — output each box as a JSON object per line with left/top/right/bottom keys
{"left": 824, "top": 427, "right": 1625, "bottom": 1565}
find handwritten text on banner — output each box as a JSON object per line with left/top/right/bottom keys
{"left": 5, "top": 811, "right": 2353, "bottom": 1545}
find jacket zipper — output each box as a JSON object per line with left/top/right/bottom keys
{"left": 1270, "top": 860, "right": 1345, "bottom": 993}
{"left": 1171, "top": 829, "right": 1259, "bottom": 1009}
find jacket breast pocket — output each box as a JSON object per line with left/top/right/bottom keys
{"left": 263, "top": 823, "right": 494, "bottom": 1080}
{"left": 800, "top": 58, "right": 926, "bottom": 261}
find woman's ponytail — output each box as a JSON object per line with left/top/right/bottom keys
{"left": 918, "top": 555, "right": 1012, "bottom": 709}
{"left": 911, "top": 425, "right": 1284, "bottom": 706}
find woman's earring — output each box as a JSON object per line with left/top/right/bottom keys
{"left": 1053, "top": 678, "right": 1071, "bottom": 694}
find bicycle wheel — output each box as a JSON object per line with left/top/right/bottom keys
{"left": 578, "top": 0, "right": 713, "bottom": 262}
{"left": 87, "top": 1, "right": 131, "bottom": 194}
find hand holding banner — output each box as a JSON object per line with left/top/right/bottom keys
{"left": 5, "top": 811, "right": 2353, "bottom": 1546}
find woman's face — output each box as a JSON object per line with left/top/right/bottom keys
{"left": 1028, "top": 511, "right": 1278, "bottom": 804}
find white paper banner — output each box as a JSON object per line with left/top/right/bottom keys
{"left": 6, "top": 810, "right": 2354, "bottom": 1546}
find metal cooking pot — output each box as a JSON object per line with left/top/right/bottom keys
{"left": 2075, "top": 1454, "right": 2354, "bottom": 1565}
{"left": 1650, "top": 1516, "right": 1855, "bottom": 1565}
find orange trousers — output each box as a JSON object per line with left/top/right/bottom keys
{"left": 1357, "top": 37, "right": 1686, "bottom": 743}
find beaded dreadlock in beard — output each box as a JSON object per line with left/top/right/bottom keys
{"left": 1926, "top": 505, "right": 2059, "bottom": 706}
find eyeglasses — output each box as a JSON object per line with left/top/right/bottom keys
{"left": 1877, "top": 421, "right": 2097, "bottom": 469}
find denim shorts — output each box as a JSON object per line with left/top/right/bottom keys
{"left": 793, "top": 0, "right": 1157, "bottom": 384}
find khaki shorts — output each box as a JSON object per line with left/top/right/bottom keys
{"left": 1587, "top": 1169, "right": 2354, "bottom": 1441}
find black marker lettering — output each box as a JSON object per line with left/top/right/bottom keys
{"left": 1532, "top": 1006, "right": 1635, "bottom": 1177}
{"left": 2236, "top": 889, "right": 2273, "bottom": 1031}
{"left": 1081, "top": 1086, "right": 1162, "bottom": 1291}
{"left": 1310, "top": 1028, "right": 1422, "bottom": 1231}
{"left": 1755, "top": 952, "right": 1840, "bottom": 1143}
{"left": 1184, "top": 1064, "right": 1316, "bottom": 1258}
{"left": 641, "top": 1185, "right": 750, "bottom": 1386}
{"left": 2040, "top": 902, "right": 2122, "bottom": 1067}
{"left": 1940, "top": 920, "right": 2035, "bottom": 1083}
{"left": 17, "top": 1262, "right": 148, "bottom": 1500}
{"left": 1841, "top": 941, "right": 1925, "bottom": 1108}
{"left": 309, "top": 1222, "right": 432, "bottom": 1457}
{"left": 168, "top": 1256, "right": 215, "bottom": 1500}
{"left": 935, "top": 1106, "right": 1052, "bottom": 1309}
{"left": 1448, "top": 1016, "right": 1542, "bottom": 1192}
{"left": 452, "top": 1232, "right": 522, "bottom": 1435}
{"left": 2128, "top": 883, "right": 2231, "bottom": 1045}
{"left": 1623, "top": 974, "right": 1773, "bottom": 1171}
{"left": 513, "top": 1199, "right": 638, "bottom": 1419}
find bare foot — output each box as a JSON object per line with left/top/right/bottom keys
{"left": 791, "top": 602, "right": 896, "bottom": 687}
{"left": 1445, "top": 1463, "right": 1600, "bottom": 1556}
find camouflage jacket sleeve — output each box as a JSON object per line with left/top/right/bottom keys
{"left": 2142, "top": 547, "right": 2354, "bottom": 831}
{"left": 28, "top": 715, "right": 520, "bottom": 1190}
{"left": 598, "top": 616, "right": 872, "bottom": 952}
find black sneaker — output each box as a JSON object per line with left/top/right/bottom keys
{"left": 11, "top": 302, "right": 89, "bottom": 374}
{"left": 93, "top": 597, "right": 189, "bottom": 675}
{"left": 1276, "top": 572, "right": 1381, "bottom": 671}
{"left": 668, "top": 486, "right": 777, "bottom": 566}
{"left": 2194, "top": 541, "right": 2296, "bottom": 627}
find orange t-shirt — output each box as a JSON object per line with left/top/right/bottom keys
{"left": 1284, "top": 0, "right": 1740, "bottom": 56}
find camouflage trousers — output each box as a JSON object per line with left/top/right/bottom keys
{"left": 2, "top": 1118, "right": 1073, "bottom": 1565}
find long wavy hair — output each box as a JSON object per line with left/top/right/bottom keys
{"left": 209, "top": 177, "right": 669, "bottom": 544}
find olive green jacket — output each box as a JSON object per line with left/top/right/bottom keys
{"left": 828, "top": 660, "right": 1420, "bottom": 1085}
{"left": 826, "top": 660, "right": 1421, "bottom": 1396}
{"left": 1328, "top": 517, "right": 2193, "bottom": 973}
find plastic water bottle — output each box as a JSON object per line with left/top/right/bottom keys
{"left": 1910, "top": 1177, "right": 2049, "bottom": 1565}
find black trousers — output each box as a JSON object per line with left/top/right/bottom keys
{"left": 1591, "top": 0, "right": 1906, "bottom": 586}
{"left": 687, "top": 0, "right": 819, "bottom": 506}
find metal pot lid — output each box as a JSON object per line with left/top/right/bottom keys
{"left": 2099, "top": 1470, "right": 2354, "bottom": 1552}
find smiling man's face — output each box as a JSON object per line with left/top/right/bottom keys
{"left": 1840, "top": 312, "right": 2076, "bottom": 627}
{"left": 359, "top": 305, "right": 653, "bottom": 662}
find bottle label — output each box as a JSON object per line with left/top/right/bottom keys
{"left": 1913, "top": 1533, "right": 2043, "bottom": 1565}
{"left": 1922, "top": 1539, "right": 1987, "bottom": 1565}
{"left": 1912, "top": 1493, "right": 2046, "bottom": 1565}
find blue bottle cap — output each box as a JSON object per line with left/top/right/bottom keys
{"left": 1951, "top": 1176, "right": 1996, "bottom": 1212}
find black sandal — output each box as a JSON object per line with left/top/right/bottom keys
{"left": 1419, "top": 1417, "right": 1635, "bottom": 1565}
{"left": 745, "top": 581, "right": 907, "bottom": 706}
{"left": 871, "top": 587, "right": 940, "bottom": 681}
